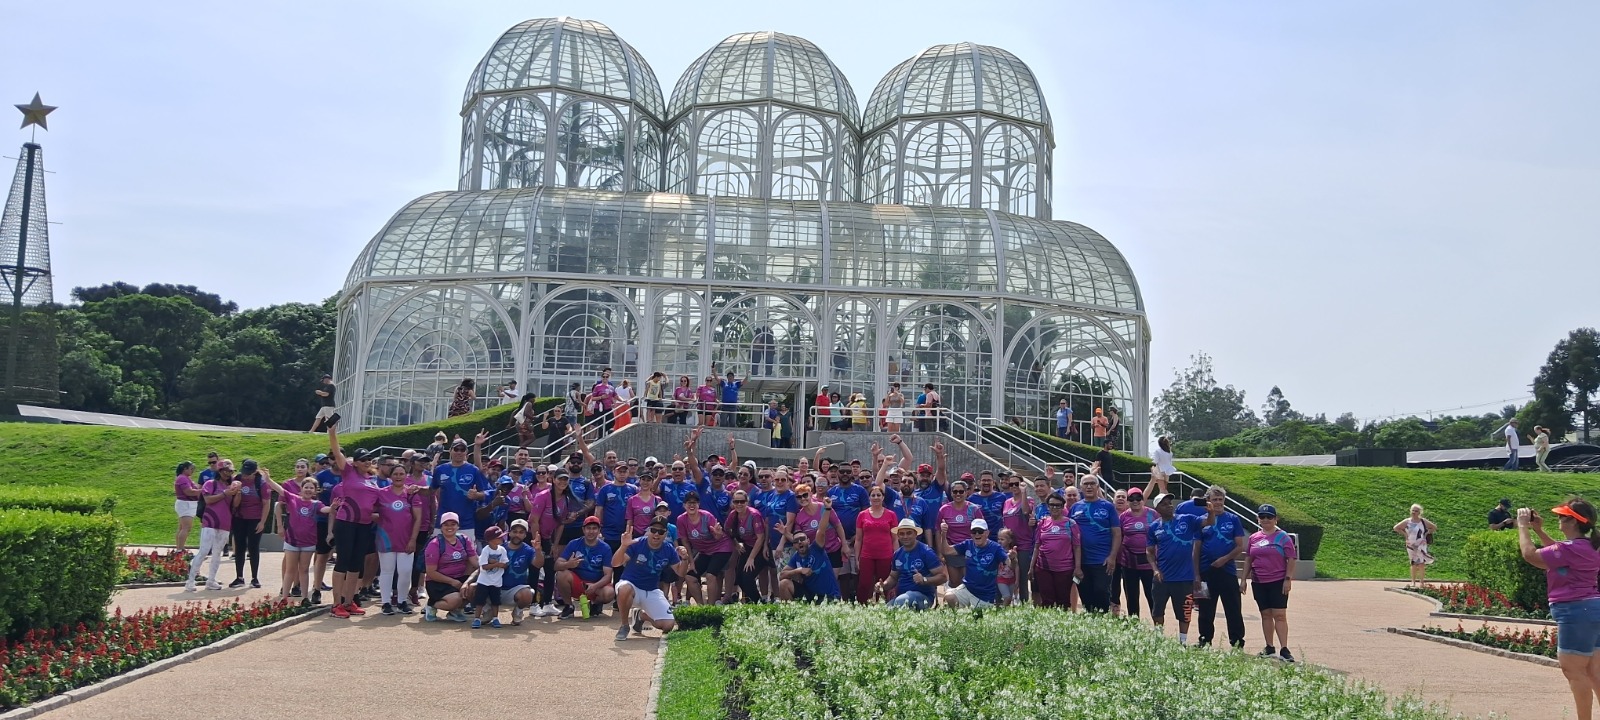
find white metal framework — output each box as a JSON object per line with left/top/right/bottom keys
{"left": 338, "top": 18, "right": 1151, "bottom": 453}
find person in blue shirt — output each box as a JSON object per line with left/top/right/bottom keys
{"left": 1069, "top": 475, "right": 1122, "bottom": 613}
{"left": 1055, "top": 398, "right": 1073, "bottom": 439}
{"left": 879, "top": 519, "right": 947, "bottom": 610}
{"left": 431, "top": 436, "right": 490, "bottom": 532}
{"left": 556, "top": 516, "right": 615, "bottom": 617}
{"left": 718, "top": 371, "right": 743, "bottom": 427}
{"left": 970, "top": 471, "right": 1008, "bottom": 537}
{"left": 612, "top": 518, "right": 681, "bottom": 641}
{"left": 889, "top": 473, "right": 937, "bottom": 546}
{"left": 1146, "top": 492, "right": 1202, "bottom": 644}
{"left": 594, "top": 471, "right": 637, "bottom": 551}
{"left": 827, "top": 470, "right": 870, "bottom": 540}
{"left": 940, "top": 518, "right": 1009, "bottom": 608}
{"left": 501, "top": 519, "right": 544, "bottom": 625}
{"left": 778, "top": 532, "right": 842, "bottom": 602}
{"left": 1175, "top": 486, "right": 1208, "bottom": 519}
{"left": 1196, "top": 485, "right": 1248, "bottom": 649}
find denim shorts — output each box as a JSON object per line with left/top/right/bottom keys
{"left": 1551, "top": 597, "right": 1600, "bottom": 655}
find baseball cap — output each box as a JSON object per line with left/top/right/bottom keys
{"left": 354, "top": 448, "right": 379, "bottom": 462}
{"left": 645, "top": 456, "right": 659, "bottom": 467}
{"left": 440, "top": 512, "right": 461, "bottom": 524}
{"left": 240, "top": 459, "right": 259, "bottom": 473}
{"left": 971, "top": 518, "right": 989, "bottom": 532}
{"left": 894, "top": 518, "right": 920, "bottom": 532}
{"left": 959, "top": 472, "right": 975, "bottom": 481}
{"left": 917, "top": 464, "right": 933, "bottom": 473}
{"left": 314, "top": 453, "right": 329, "bottom": 464}
{"left": 546, "top": 464, "right": 561, "bottom": 473}
{"left": 583, "top": 516, "right": 601, "bottom": 526}
{"left": 655, "top": 500, "right": 670, "bottom": 509}
{"left": 509, "top": 519, "right": 530, "bottom": 530}
{"left": 483, "top": 526, "right": 505, "bottom": 541}
{"left": 1256, "top": 504, "right": 1278, "bottom": 518}
{"left": 590, "top": 463, "right": 605, "bottom": 472}
{"left": 1499, "top": 498, "right": 1512, "bottom": 506}
{"left": 1127, "top": 487, "right": 1144, "bottom": 499}
{"left": 450, "top": 439, "right": 468, "bottom": 449}
{"left": 1151, "top": 493, "right": 1174, "bottom": 507}
{"left": 743, "top": 460, "right": 758, "bottom": 470}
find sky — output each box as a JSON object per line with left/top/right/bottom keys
{"left": 3, "top": 1, "right": 1596, "bottom": 423}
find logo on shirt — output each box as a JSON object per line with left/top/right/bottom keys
{"left": 298, "top": 507, "right": 311, "bottom": 517}
{"left": 807, "top": 519, "right": 818, "bottom": 530}
{"left": 955, "top": 514, "right": 966, "bottom": 523}
{"left": 1132, "top": 522, "right": 1147, "bottom": 531}
{"left": 390, "top": 500, "right": 406, "bottom": 511}
{"left": 450, "top": 551, "right": 463, "bottom": 560}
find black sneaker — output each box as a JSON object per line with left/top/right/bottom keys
{"left": 228, "top": 578, "right": 246, "bottom": 589}
{"left": 290, "top": 586, "right": 303, "bottom": 598}
{"left": 311, "top": 590, "right": 323, "bottom": 605}
{"left": 300, "top": 598, "right": 312, "bottom": 608}
{"left": 250, "top": 579, "right": 261, "bottom": 589}
{"left": 396, "top": 601, "right": 414, "bottom": 615}
{"left": 320, "top": 583, "right": 333, "bottom": 592}
{"left": 558, "top": 603, "right": 575, "bottom": 619}
{"left": 1257, "top": 646, "right": 1276, "bottom": 658}
{"left": 1279, "top": 649, "right": 1295, "bottom": 663}
{"left": 381, "top": 603, "right": 395, "bottom": 616}
{"left": 465, "top": 602, "right": 476, "bottom": 614}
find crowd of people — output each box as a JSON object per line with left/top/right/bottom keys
{"left": 171, "top": 416, "right": 1301, "bottom": 657}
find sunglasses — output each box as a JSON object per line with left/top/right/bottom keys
{"left": 733, "top": 499, "right": 748, "bottom": 504}
{"left": 1047, "top": 502, "right": 1065, "bottom": 508}
{"left": 647, "top": 528, "right": 666, "bottom": 536}
{"left": 796, "top": 494, "right": 811, "bottom": 500}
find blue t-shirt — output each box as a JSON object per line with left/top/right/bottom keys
{"left": 757, "top": 489, "right": 798, "bottom": 543}
{"left": 502, "top": 542, "right": 538, "bottom": 588}
{"left": 1070, "top": 498, "right": 1119, "bottom": 565}
{"left": 892, "top": 542, "right": 943, "bottom": 598}
{"left": 1175, "top": 499, "right": 1207, "bottom": 520}
{"left": 954, "top": 539, "right": 1006, "bottom": 603}
{"left": 1056, "top": 407, "right": 1071, "bottom": 428}
{"left": 827, "top": 483, "right": 870, "bottom": 537}
{"left": 695, "top": 483, "right": 733, "bottom": 525}
{"left": 970, "top": 491, "right": 1007, "bottom": 534}
{"left": 314, "top": 469, "right": 339, "bottom": 512}
{"left": 786, "top": 546, "right": 842, "bottom": 599}
{"left": 1200, "top": 512, "right": 1246, "bottom": 576}
{"left": 914, "top": 482, "right": 946, "bottom": 504}
{"left": 562, "top": 476, "right": 594, "bottom": 534}
{"left": 595, "top": 482, "right": 637, "bottom": 538}
{"left": 657, "top": 477, "right": 687, "bottom": 519}
{"left": 618, "top": 537, "right": 680, "bottom": 592}
{"left": 431, "top": 463, "right": 490, "bottom": 529}
{"left": 720, "top": 379, "right": 742, "bottom": 404}
{"left": 1149, "top": 515, "right": 1201, "bottom": 582}
{"left": 561, "top": 538, "right": 613, "bottom": 583}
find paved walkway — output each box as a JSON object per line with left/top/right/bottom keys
{"left": 40, "top": 553, "right": 660, "bottom": 720}
{"left": 35, "top": 555, "right": 1573, "bottom": 720}
{"left": 1151, "top": 579, "right": 1566, "bottom": 719}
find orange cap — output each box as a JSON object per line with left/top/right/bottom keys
{"left": 1552, "top": 505, "right": 1586, "bottom": 522}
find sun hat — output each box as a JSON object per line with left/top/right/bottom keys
{"left": 894, "top": 518, "right": 920, "bottom": 532}
{"left": 1553, "top": 505, "right": 1588, "bottom": 522}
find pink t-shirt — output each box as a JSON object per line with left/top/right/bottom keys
{"left": 794, "top": 504, "right": 842, "bottom": 552}
{"left": 938, "top": 501, "right": 978, "bottom": 545}
{"left": 1539, "top": 539, "right": 1600, "bottom": 604}
{"left": 728, "top": 508, "right": 766, "bottom": 547}
{"left": 1002, "top": 496, "right": 1037, "bottom": 552}
{"left": 627, "top": 493, "right": 659, "bottom": 535}
{"left": 696, "top": 385, "right": 717, "bottom": 404}
{"left": 174, "top": 474, "right": 198, "bottom": 501}
{"left": 528, "top": 488, "right": 577, "bottom": 540}
{"left": 405, "top": 475, "right": 434, "bottom": 525}
{"left": 673, "top": 386, "right": 693, "bottom": 407}
{"left": 333, "top": 465, "right": 379, "bottom": 525}
{"left": 1034, "top": 515, "right": 1081, "bottom": 572}
{"left": 279, "top": 494, "right": 323, "bottom": 548}
{"left": 855, "top": 508, "right": 899, "bottom": 560}
{"left": 677, "top": 509, "right": 732, "bottom": 554}
{"left": 1120, "top": 508, "right": 1159, "bottom": 570}
{"left": 200, "top": 479, "right": 234, "bottom": 532}
{"left": 591, "top": 381, "right": 616, "bottom": 410}
{"left": 425, "top": 533, "right": 476, "bottom": 579}
{"left": 374, "top": 486, "right": 422, "bottom": 551}
{"left": 1246, "top": 529, "right": 1298, "bottom": 583}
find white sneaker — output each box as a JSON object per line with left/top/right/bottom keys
{"left": 512, "top": 607, "right": 525, "bottom": 625}
{"left": 205, "top": 582, "right": 223, "bottom": 591}
{"left": 183, "top": 583, "right": 197, "bottom": 592}
{"left": 541, "top": 603, "right": 559, "bottom": 617}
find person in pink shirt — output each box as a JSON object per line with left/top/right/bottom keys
{"left": 627, "top": 475, "right": 662, "bottom": 537}
{"left": 184, "top": 460, "right": 241, "bottom": 592}
{"left": 677, "top": 492, "right": 732, "bottom": 605}
{"left": 423, "top": 512, "right": 478, "bottom": 623}
{"left": 853, "top": 486, "right": 899, "bottom": 603}
{"left": 325, "top": 425, "right": 383, "bottom": 619}
{"left": 374, "top": 464, "right": 424, "bottom": 615}
{"left": 1001, "top": 477, "right": 1038, "bottom": 605}
{"left": 695, "top": 376, "right": 719, "bottom": 427}
{"left": 1120, "top": 488, "right": 1159, "bottom": 621}
{"left": 779, "top": 484, "right": 847, "bottom": 572}
{"left": 937, "top": 477, "right": 979, "bottom": 587}
{"left": 272, "top": 477, "right": 326, "bottom": 606}
{"left": 173, "top": 462, "right": 202, "bottom": 553}
{"left": 1032, "top": 493, "right": 1083, "bottom": 610}
{"left": 1241, "top": 504, "right": 1298, "bottom": 661}
{"left": 1518, "top": 499, "right": 1600, "bottom": 719}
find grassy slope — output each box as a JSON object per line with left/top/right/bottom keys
{"left": 1179, "top": 462, "right": 1569, "bottom": 580}
{"left": 0, "top": 403, "right": 534, "bottom": 545}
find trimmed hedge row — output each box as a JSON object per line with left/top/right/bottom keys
{"left": 1008, "top": 428, "right": 1325, "bottom": 561}
{"left": 0, "top": 485, "right": 116, "bottom": 515}
{"left": 1465, "top": 530, "right": 1548, "bottom": 610}
{"left": 0, "top": 509, "right": 122, "bottom": 638}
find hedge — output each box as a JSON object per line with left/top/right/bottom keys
{"left": 0, "top": 509, "right": 122, "bottom": 638}
{"left": 1006, "top": 428, "right": 1325, "bottom": 561}
{"left": 1465, "top": 530, "right": 1548, "bottom": 610}
{"left": 0, "top": 485, "right": 116, "bottom": 515}
{"left": 346, "top": 399, "right": 562, "bottom": 453}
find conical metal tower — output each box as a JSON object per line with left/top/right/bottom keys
{"left": 0, "top": 143, "right": 53, "bottom": 307}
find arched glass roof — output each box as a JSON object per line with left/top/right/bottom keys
{"left": 346, "top": 189, "right": 1141, "bottom": 312}
{"left": 864, "top": 43, "right": 1050, "bottom": 132}
{"left": 667, "top": 31, "right": 859, "bottom": 124}
{"left": 463, "top": 17, "right": 666, "bottom": 120}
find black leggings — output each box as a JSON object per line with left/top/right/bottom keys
{"left": 231, "top": 522, "right": 263, "bottom": 580}
{"left": 1120, "top": 566, "right": 1155, "bottom": 619}
{"left": 1079, "top": 563, "right": 1112, "bottom": 612}
{"left": 539, "top": 539, "right": 558, "bottom": 605}
{"left": 733, "top": 550, "right": 769, "bottom": 603}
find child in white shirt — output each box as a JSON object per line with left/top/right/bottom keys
{"left": 473, "top": 526, "right": 508, "bottom": 628}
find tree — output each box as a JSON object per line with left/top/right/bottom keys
{"left": 79, "top": 294, "right": 214, "bottom": 413}
{"left": 1371, "top": 418, "right": 1438, "bottom": 450}
{"left": 1152, "top": 352, "right": 1258, "bottom": 441}
{"left": 1530, "top": 328, "right": 1600, "bottom": 442}
{"left": 73, "top": 282, "right": 236, "bottom": 316}
{"left": 1261, "top": 385, "right": 1303, "bottom": 426}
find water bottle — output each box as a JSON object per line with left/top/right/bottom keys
{"left": 579, "top": 594, "right": 590, "bottom": 619}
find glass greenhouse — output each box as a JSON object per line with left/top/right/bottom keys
{"left": 337, "top": 17, "right": 1149, "bottom": 451}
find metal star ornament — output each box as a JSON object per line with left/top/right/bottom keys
{"left": 16, "top": 93, "right": 56, "bottom": 130}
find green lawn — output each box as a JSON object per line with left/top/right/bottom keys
{"left": 0, "top": 402, "right": 532, "bottom": 545}
{"left": 658, "top": 630, "right": 729, "bottom": 720}
{"left": 1179, "top": 462, "right": 1572, "bottom": 580}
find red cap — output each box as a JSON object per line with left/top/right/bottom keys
{"left": 582, "top": 516, "right": 601, "bottom": 526}
{"left": 959, "top": 472, "right": 975, "bottom": 481}
{"left": 917, "top": 464, "right": 933, "bottom": 473}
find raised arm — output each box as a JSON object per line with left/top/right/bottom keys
{"left": 892, "top": 435, "right": 913, "bottom": 471}
{"left": 328, "top": 425, "right": 348, "bottom": 472}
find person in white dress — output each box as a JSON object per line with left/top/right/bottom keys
{"left": 1149, "top": 436, "right": 1178, "bottom": 495}
{"left": 1393, "top": 504, "right": 1436, "bottom": 587}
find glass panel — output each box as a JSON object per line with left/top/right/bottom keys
{"left": 532, "top": 286, "right": 641, "bottom": 397}
{"left": 694, "top": 108, "right": 762, "bottom": 197}
{"left": 709, "top": 294, "right": 818, "bottom": 380}
{"left": 362, "top": 286, "right": 516, "bottom": 426}
{"left": 552, "top": 99, "right": 627, "bottom": 190}
{"left": 901, "top": 119, "right": 974, "bottom": 209}
{"left": 981, "top": 122, "right": 1038, "bottom": 218}
{"left": 478, "top": 95, "right": 549, "bottom": 190}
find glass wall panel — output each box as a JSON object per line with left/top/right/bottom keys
{"left": 531, "top": 286, "right": 641, "bottom": 398}
{"left": 362, "top": 287, "right": 516, "bottom": 427}
{"left": 901, "top": 120, "right": 974, "bottom": 209}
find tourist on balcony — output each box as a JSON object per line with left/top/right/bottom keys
{"left": 719, "top": 370, "right": 744, "bottom": 428}
{"left": 671, "top": 375, "right": 693, "bottom": 425}
{"left": 696, "top": 375, "right": 719, "bottom": 426}
{"left": 813, "top": 384, "right": 832, "bottom": 432}
{"left": 448, "top": 378, "right": 476, "bottom": 418}
{"left": 612, "top": 378, "right": 635, "bottom": 431}
{"left": 644, "top": 371, "right": 666, "bottom": 423}
{"left": 885, "top": 382, "right": 906, "bottom": 432}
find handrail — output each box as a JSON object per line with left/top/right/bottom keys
{"left": 979, "top": 420, "right": 1096, "bottom": 477}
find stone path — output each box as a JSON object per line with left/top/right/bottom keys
{"left": 37, "top": 552, "right": 660, "bottom": 720}
{"left": 32, "top": 554, "right": 1575, "bottom": 719}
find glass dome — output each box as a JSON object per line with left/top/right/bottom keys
{"left": 667, "top": 32, "right": 859, "bottom": 123}
{"left": 463, "top": 17, "right": 664, "bottom": 119}
{"left": 863, "top": 43, "right": 1050, "bottom": 132}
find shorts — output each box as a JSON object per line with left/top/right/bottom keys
{"left": 1152, "top": 580, "right": 1193, "bottom": 623}
{"left": 660, "top": 566, "right": 680, "bottom": 585}
{"left": 282, "top": 543, "right": 316, "bottom": 553}
{"left": 943, "top": 551, "right": 967, "bottom": 569}
{"left": 998, "top": 583, "right": 1015, "bottom": 604}
{"left": 475, "top": 584, "right": 503, "bottom": 607}
{"left": 426, "top": 578, "right": 464, "bottom": 603}
{"left": 333, "top": 523, "right": 369, "bottom": 572}
{"left": 175, "top": 500, "right": 198, "bottom": 518}
{"left": 947, "top": 584, "right": 994, "bottom": 609}
{"left": 1552, "top": 598, "right": 1600, "bottom": 655}
{"left": 315, "top": 406, "right": 337, "bottom": 419}
{"left": 616, "top": 580, "right": 674, "bottom": 620}
{"left": 692, "top": 552, "right": 731, "bottom": 577}
{"left": 504, "top": 584, "right": 532, "bottom": 604}
{"left": 1252, "top": 580, "right": 1289, "bottom": 611}
{"left": 646, "top": 399, "right": 665, "bottom": 410}
{"left": 888, "top": 590, "right": 933, "bottom": 610}
{"left": 316, "top": 522, "right": 334, "bottom": 555}
{"left": 826, "top": 549, "right": 844, "bottom": 569}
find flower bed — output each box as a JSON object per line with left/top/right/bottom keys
{"left": 1414, "top": 582, "right": 1550, "bottom": 620}
{"left": 1418, "top": 623, "right": 1557, "bottom": 659}
{"left": 662, "top": 604, "right": 1455, "bottom": 720}
{"left": 0, "top": 598, "right": 311, "bottom": 710}
{"left": 119, "top": 549, "right": 193, "bottom": 585}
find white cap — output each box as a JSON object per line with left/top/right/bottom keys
{"left": 895, "top": 518, "right": 920, "bottom": 532}
{"left": 509, "top": 519, "right": 530, "bottom": 530}
{"left": 971, "top": 518, "right": 989, "bottom": 532}
{"left": 743, "top": 460, "right": 757, "bottom": 470}
{"left": 645, "top": 456, "right": 658, "bottom": 466}
{"left": 1152, "top": 493, "right": 1175, "bottom": 507}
